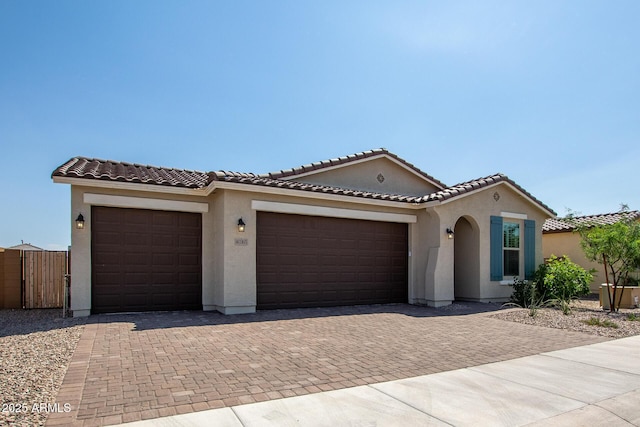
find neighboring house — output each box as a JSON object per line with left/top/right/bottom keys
{"left": 542, "top": 211, "right": 640, "bottom": 294}
{"left": 52, "top": 148, "right": 556, "bottom": 317}
{"left": 8, "top": 242, "right": 44, "bottom": 251}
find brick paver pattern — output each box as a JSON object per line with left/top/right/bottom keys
{"left": 46, "top": 304, "right": 609, "bottom": 426}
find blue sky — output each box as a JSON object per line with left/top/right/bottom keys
{"left": 1, "top": 1, "right": 638, "bottom": 250}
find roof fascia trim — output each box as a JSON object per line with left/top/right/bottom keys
{"left": 425, "top": 181, "right": 556, "bottom": 217}
{"left": 212, "top": 180, "right": 424, "bottom": 210}
{"left": 52, "top": 176, "right": 207, "bottom": 196}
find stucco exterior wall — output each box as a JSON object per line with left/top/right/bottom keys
{"left": 542, "top": 232, "right": 604, "bottom": 293}
{"left": 225, "top": 188, "right": 420, "bottom": 311}
{"left": 69, "top": 185, "right": 213, "bottom": 317}
{"left": 64, "top": 170, "right": 552, "bottom": 315}
{"left": 288, "top": 157, "right": 441, "bottom": 197}
{"left": 430, "top": 184, "right": 549, "bottom": 303}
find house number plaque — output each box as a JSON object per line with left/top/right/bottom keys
{"left": 234, "top": 238, "right": 248, "bottom": 246}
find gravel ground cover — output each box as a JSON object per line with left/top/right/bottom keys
{"left": 491, "top": 298, "right": 640, "bottom": 338}
{"left": 0, "top": 310, "right": 86, "bottom": 427}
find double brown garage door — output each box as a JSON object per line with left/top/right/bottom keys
{"left": 91, "top": 207, "right": 407, "bottom": 313}
{"left": 91, "top": 206, "right": 202, "bottom": 314}
{"left": 257, "top": 212, "right": 408, "bottom": 309}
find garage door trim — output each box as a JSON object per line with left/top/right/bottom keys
{"left": 251, "top": 200, "right": 417, "bottom": 223}
{"left": 256, "top": 212, "right": 409, "bottom": 310}
{"left": 84, "top": 193, "right": 209, "bottom": 213}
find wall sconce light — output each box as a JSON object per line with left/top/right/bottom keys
{"left": 75, "top": 213, "right": 85, "bottom": 230}
{"left": 446, "top": 227, "right": 454, "bottom": 239}
{"left": 237, "top": 218, "right": 246, "bottom": 232}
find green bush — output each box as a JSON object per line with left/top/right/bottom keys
{"left": 534, "top": 255, "right": 593, "bottom": 301}
{"left": 509, "top": 278, "right": 536, "bottom": 307}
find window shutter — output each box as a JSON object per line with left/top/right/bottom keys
{"left": 490, "top": 216, "right": 503, "bottom": 281}
{"left": 524, "top": 219, "right": 536, "bottom": 280}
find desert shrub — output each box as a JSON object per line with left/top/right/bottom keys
{"left": 535, "top": 256, "right": 593, "bottom": 302}
{"left": 582, "top": 317, "right": 619, "bottom": 328}
{"left": 506, "top": 278, "right": 550, "bottom": 317}
{"left": 509, "top": 278, "right": 535, "bottom": 307}
{"left": 627, "top": 313, "right": 640, "bottom": 321}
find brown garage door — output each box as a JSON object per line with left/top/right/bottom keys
{"left": 257, "top": 212, "right": 408, "bottom": 309}
{"left": 91, "top": 206, "right": 202, "bottom": 314}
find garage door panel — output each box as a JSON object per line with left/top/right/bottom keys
{"left": 123, "top": 252, "right": 149, "bottom": 266}
{"left": 123, "top": 272, "right": 150, "bottom": 285}
{"left": 152, "top": 253, "right": 174, "bottom": 266}
{"left": 151, "top": 272, "right": 174, "bottom": 284}
{"left": 179, "top": 272, "right": 200, "bottom": 283}
{"left": 257, "top": 212, "right": 407, "bottom": 310}
{"left": 177, "top": 253, "right": 200, "bottom": 265}
{"left": 92, "top": 206, "right": 202, "bottom": 314}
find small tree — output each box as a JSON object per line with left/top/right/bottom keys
{"left": 573, "top": 206, "right": 640, "bottom": 312}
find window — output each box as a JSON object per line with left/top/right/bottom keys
{"left": 503, "top": 222, "right": 520, "bottom": 277}
{"left": 490, "top": 216, "right": 536, "bottom": 282}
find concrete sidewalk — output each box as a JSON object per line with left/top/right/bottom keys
{"left": 117, "top": 335, "right": 640, "bottom": 427}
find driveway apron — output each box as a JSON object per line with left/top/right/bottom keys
{"left": 46, "top": 304, "right": 609, "bottom": 426}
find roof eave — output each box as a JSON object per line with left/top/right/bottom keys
{"left": 52, "top": 176, "right": 209, "bottom": 197}
{"left": 211, "top": 180, "right": 425, "bottom": 209}
{"left": 424, "top": 181, "right": 557, "bottom": 218}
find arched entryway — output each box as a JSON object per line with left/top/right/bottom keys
{"left": 453, "top": 216, "right": 480, "bottom": 301}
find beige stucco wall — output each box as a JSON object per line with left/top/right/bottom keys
{"left": 65, "top": 170, "right": 551, "bottom": 315}
{"left": 428, "top": 184, "right": 550, "bottom": 304}
{"left": 68, "top": 182, "right": 424, "bottom": 316}
{"left": 289, "top": 157, "right": 442, "bottom": 197}
{"left": 69, "top": 185, "right": 214, "bottom": 316}
{"left": 542, "top": 232, "right": 603, "bottom": 293}
{"left": 222, "top": 188, "right": 421, "bottom": 310}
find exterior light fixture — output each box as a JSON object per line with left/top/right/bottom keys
{"left": 75, "top": 213, "right": 85, "bottom": 229}
{"left": 446, "top": 227, "right": 454, "bottom": 239}
{"left": 237, "top": 218, "right": 246, "bottom": 232}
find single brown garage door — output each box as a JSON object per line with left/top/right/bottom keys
{"left": 91, "top": 206, "right": 202, "bottom": 314}
{"left": 257, "top": 212, "right": 408, "bottom": 309}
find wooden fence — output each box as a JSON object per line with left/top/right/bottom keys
{"left": 0, "top": 250, "right": 68, "bottom": 309}
{"left": 0, "top": 250, "right": 22, "bottom": 309}
{"left": 22, "top": 251, "right": 68, "bottom": 309}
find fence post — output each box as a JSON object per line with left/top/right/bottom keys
{"left": 63, "top": 273, "right": 71, "bottom": 317}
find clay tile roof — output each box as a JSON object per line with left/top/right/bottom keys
{"left": 419, "top": 173, "right": 556, "bottom": 215}
{"left": 261, "top": 148, "right": 447, "bottom": 190}
{"left": 543, "top": 211, "right": 640, "bottom": 233}
{"left": 208, "top": 170, "right": 423, "bottom": 202}
{"left": 52, "top": 157, "right": 210, "bottom": 189}
{"left": 53, "top": 152, "right": 553, "bottom": 214}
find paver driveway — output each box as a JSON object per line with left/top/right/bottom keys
{"left": 47, "top": 304, "right": 609, "bottom": 426}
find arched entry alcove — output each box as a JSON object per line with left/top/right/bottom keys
{"left": 453, "top": 216, "right": 480, "bottom": 301}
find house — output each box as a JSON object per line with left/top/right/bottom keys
{"left": 52, "top": 148, "right": 555, "bottom": 317}
{"left": 542, "top": 211, "right": 640, "bottom": 293}
{"left": 8, "top": 242, "right": 44, "bottom": 251}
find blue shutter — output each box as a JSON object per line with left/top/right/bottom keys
{"left": 524, "top": 219, "right": 536, "bottom": 280}
{"left": 490, "top": 216, "right": 503, "bottom": 281}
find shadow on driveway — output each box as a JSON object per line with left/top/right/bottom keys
{"left": 92, "top": 302, "right": 506, "bottom": 332}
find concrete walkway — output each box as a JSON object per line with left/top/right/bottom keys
{"left": 117, "top": 335, "right": 640, "bottom": 427}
